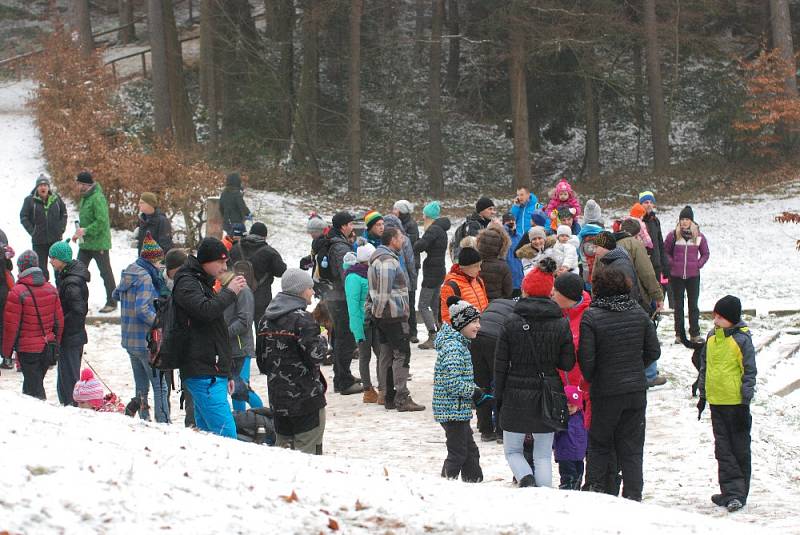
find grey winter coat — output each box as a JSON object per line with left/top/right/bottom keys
{"left": 224, "top": 285, "right": 255, "bottom": 359}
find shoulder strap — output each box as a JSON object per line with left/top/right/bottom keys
{"left": 21, "top": 283, "right": 53, "bottom": 338}
{"left": 446, "top": 280, "right": 461, "bottom": 298}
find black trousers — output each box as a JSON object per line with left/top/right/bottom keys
{"left": 440, "top": 420, "right": 483, "bottom": 482}
{"left": 19, "top": 351, "right": 49, "bottom": 400}
{"left": 33, "top": 243, "right": 56, "bottom": 281}
{"left": 558, "top": 459, "right": 585, "bottom": 490}
{"left": 711, "top": 404, "right": 752, "bottom": 502}
{"left": 57, "top": 344, "right": 83, "bottom": 405}
{"left": 670, "top": 276, "right": 701, "bottom": 337}
{"left": 78, "top": 249, "right": 117, "bottom": 305}
{"left": 327, "top": 299, "right": 357, "bottom": 391}
{"left": 470, "top": 334, "right": 498, "bottom": 435}
{"left": 585, "top": 391, "right": 647, "bottom": 501}
{"left": 407, "top": 288, "right": 418, "bottom": 339}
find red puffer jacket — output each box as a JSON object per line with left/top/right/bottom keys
{"left": 2, "top": 268, "right": 63, "bottom": 357}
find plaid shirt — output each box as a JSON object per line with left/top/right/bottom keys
{"left": 112, "top": 262, "right": 157, "bottom": 353}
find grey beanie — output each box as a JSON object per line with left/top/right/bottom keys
{"left": 306, "top": 214, "right": 327, "bottom": 234}
{"left": 584, "top": 199, "right": 602, "bottom": 225}
{"left": 393, "top": 199, "right": 413, "bottom": 214}
{"left": 282, "top": 268, "right": 314, "bottom": 297}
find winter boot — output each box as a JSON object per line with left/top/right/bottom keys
{"left": 340, "top": 381, "right": 363, "bottom": 395}
{"left": 518, "top": 475, "right": 535, "bottom": 488}
{"left": 726, "top": 499, "right": 744, "bottom": 512}
{"left": 99, "top": 301, "right": 117, "bottom": 314}
{"left": 418, "top": 332, "right": 437, "bottom": 350}
{"left": 647, "top": 375, "right": 667, "bottom": 388}
{"left": 480, "top": 431, "right": 497, "bottom": 442}
{"left": 410, "top": 336, "right": 419, "bottom": 344}
{"left": 396, "top": 397, "right": 426, "bottom": 412}
{"left": 691, "top": 335, "right": 705, "bottom": 344}
{"left": 362, "top": 387, "right": 378, "bottom": 403}
{"left": 384, "top": 391, "right": 396, "bottom": 410}
{"left": 711, "top": 494, "right": 727, "bottom": 507}
{"left": 0, "top": 357, "right": 12, "bottom": 370}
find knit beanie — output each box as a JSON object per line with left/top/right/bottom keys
{"left": 393, "top": 200, "right": 413, "bottom": 214}
{"left": 475, "top": 196, "right": 494, "bottom": 214}
{"left": 557, "top": 225, "right": 572, "bottom": 238}
{"left": 250, "top": 222, "right": 268, "bottom": 238}
{"left": 639, "top": 191, "right": 656, "bottom": 204}
{"left": 356, "top": 242, "right": 376, "bottom": 263}
{"left": 35, "top": 174, "right": 50, "bottom": 187}
{"left": 140, "top": 231, "right": 164, "bottom": 263}
{"left": 282, "top": 268, "right": 314, "bottom": 297}
{"left": 76, "top": 171, "right": 94, "bottom": 184}
{"left": 226, "top": 172, "right": 242, "bottom": 188}
{"left": 446, "top": 295, "right": 480, "bottom": 332}
{"left": 564, "top": 385, "right": 582, "bottom": 408}
{"left": 332, "top": 211, "right": 355, "bottom": 230}
{"left": 73, "top": 368, "right": 104, "bottom": 404}
{"left": 531, "top": 210, "right": 548, "bottom": 227}
{"left": 620, "top": 218, "right": 641, "bottom": 237}
{"left": 557, "top": 206, "right": 574, "bottom": 220}
{"left": 196, "top": 237, "right": 229, "bottom": 264}
{"left": 593, "top": 231, "right": 616, "bottom": 251}
{"left": 713, "top": 295, "right": 742, "bottom": 324}
{"left": 140, "top": 192, "right": 158, "bottom": 209}
{"left": 457, "top": 246, "right": 482, "bottom": 267}
{"left": 164, "top": 248, "right": 188, "bottom": 272}
{"left": 364, "top": 210, "right": 384, "bottom": 231}
{"left": 584, "top": 199, "right": 602, "bottom": 224}
{"left": 630, "top": 203, "right": 646, "bottom": 219}
{"left": 343, "top": 251, "right": 357, "bottom": 271}
{"left": 48, "top": 239, "right": 73, "bottom": 263}
{"left": 423, "top": 201, "right": 441, "bottom": 219}
{"left": 679, "top": 205, "right": 695, "bottom": 222}
{"left": 17, "top": 250, "right": 39, "bottom": 272}
{"left": 554, "top": 272, "right": 584, "bottom": 302}
{"left": 528, "top": 226, "right": 546, "bottom": 241}
{"left": 306, "top": 213, "right": 327, "bottom": 234}
{"left": 522, "top": 257, "right": 557, "bottom": 297}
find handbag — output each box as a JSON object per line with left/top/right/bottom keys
{"left": 521, "top": 320, "right": 568, "bottom": 432}
{"left": 24, "top": 285, "right": 60, "bottom": 367}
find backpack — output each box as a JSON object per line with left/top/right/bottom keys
{"left": 314, "top": 235, "right": 335, "bottom": 283}
{"left": 233, "top": 407, "right": 276, "bottom": 445}
{"left": 232, "top": 242, "right": 268, "bottom": 291}
{"left": 147, "top": 295, "right": 188, "bottom": 370}
{"left": 450, "top": 218, "right": 482, "bottom": 263}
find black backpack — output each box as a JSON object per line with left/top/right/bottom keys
{"left": 233, "top": 407, "right": 276, "bottom": 445}
{"left": 450, "top": 218, "right": 482, "bottom": 263}
{"left": 147, "top": 295, "right": 188, "bottom": 371}
{"left": 232, "top": 242, "right": 268, "bottom": 291}
{"left": 314, "top": 236, "right": 335, "bottom": 283}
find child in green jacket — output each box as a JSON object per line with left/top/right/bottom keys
{"left": 344, "top": 243, "right": 380, "bottom": 403}
{"left": 697, "top": 295, "right": 756, "bottom": 513}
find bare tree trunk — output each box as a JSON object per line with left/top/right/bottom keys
{"left": 292, "top": 0, "right": 321, "bottom": 180}
{"left": 583, "top": 72, "right": 600, "bottom": 180}
{"left": 769, "top": 0, "right": 799, "bottom": 97}
{"left": 643, "top": 0, "right": 670, "bottom": 173}
{"left": 632, "top": 43, "right": 645, "bottom": 164}
{"left": 428, "top": 0, "right": 445, "bottom": 196}
{"left": 509, "top": 22, "right": 531, "bottom": 190}
{"left": 148, "top": 0, "right": 173, "bottom": 140}
{"left": 72, "top": 0, "right": 94, "bottom": 56}
{"left": 275, "top": 0, "right": 295, "bottom": 151}
{"left": 415, "top": 0, "right": 425, "bottom": 56}
{"left": 446, "top": 0, "right": 460, "bottom": 95}
{"left": 348, "top": 0, "right": 362, "bottom": 194}
{"left": 163, "top": 0, "right": 196, "bottom": 149}
{"left": 117, "top": 0, "right": 135, "bottom": 43}
{"left": 200, "top": 0, "right": 220, "bottom": 146}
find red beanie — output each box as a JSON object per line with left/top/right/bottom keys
{"left": 80, "top": 368, "right": 94, "bottom": 381}
{"left": 522, "top": 269, "right": 554, "bottom": 297}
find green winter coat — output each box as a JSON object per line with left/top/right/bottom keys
{"left": 78, "top": 183, "right": 112, "bottom": 251}
{"left": 699, "top": 323, "right": 757, "bottom": 405}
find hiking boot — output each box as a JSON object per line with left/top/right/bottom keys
{"left": 340, "top": 382, "right": 363, "bottom": 395}
{"left": 518, "top": 475, "right": 535, "bottom": 488}
{"left": 396, "top": 397, "right": 426, "bottom": 412}
{"left": 99, "top": 302, "right": 117, "bottom": 313}
{"left": 711, "top": 494, "right": 727, "bottom": 507}
{"left": 726, "top": 498, "right": 744, "bottom": 512}
{"left": 480, "top": 432, "right": 497, "bottom": 442}
{"left": 0, "top": 357, "right": 12, "bottom": 370}
{"left": 647, "top": 375, "right": 667, "bottom": 388}
{"left": 410, "top": 336, "right": 419, "bottom": 344}
{"left": 496, "top": 436, "right": 504, "bottom": 445}
{"left": 691, "top": 335, "right": 705, "bottom": 344}
{"left": 384, "top": 398, "right": 396, "bottom": 410}
{"left": 418, "top": 333, "right": 436, "bottom": 350}
{"left": 377, "top": 391, "right": 385, "bottom": 405}
{"left": 362, "top": 387, "right": 378, "bottom": 403}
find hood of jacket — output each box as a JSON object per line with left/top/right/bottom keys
{"left": 432, "top": 217, "right": 451, "bottom": 232}
{"left": 18, "top": 267, "right": 45, "bottom": 287}
{"left": 81, "top": 183, "right": 101, "bottom": 199}
{"left": 433, "top": 322, "right": 470, "bottom": 352}
{"left": 371, "top": 244, "right": 400, "bottom": 263}
{"left": 383, "top": 214, "right": 404, "bottom": 232}
{"left": 599, "top": 247, "right": 631, "bottom": 266}
{"left": 477, "top": 222, "right": 511, "bottom": 260}
{"left": 513, "top": 296, "right": 563, "bottom": 321}
{"left": 115, "top": 262, "right": 149, "bottom": 295}
{"left": 264, "top": 291, "right": 308, "bottom": 320}
{"left": 61, "top": 259, "right": 91, "bottom": 285}
{"left": 239, "top": 234, "right": 266, "bottom": 255}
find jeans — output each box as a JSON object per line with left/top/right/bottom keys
{"left": 408, "top": 288, "right": 418, "bottom": 339}
{"left": 441, "top": 420, "right": 483, "bottom": 482}
{"left": 376, "top": 319, "right": 412, "bottom": 404}
{"left": 470, "top": 334, "right": 498, "bottom": 435}
{"left": 358, "top": 323, "right": 382, "bottom": 390}
{"left": 78, "top": 249, "right": 117, "bottom": 306}
{"left": 670, "top": 275, "right": 701, "bottom": 337}
{"left": 327, "top": 299, "right": 357, "bottom": 391}
{"left": 128, "top": 350, "right": 170, "bottom": 423}
{"left": 183, "top": 376, "right": 237, "bottom": 438}
{"left": 231, "top": 356, "right": 264, "bottom": 412}
{"left": 645, "top": 361, "right": 658, "bottom": 382}
{"left": 19, "top": 351, "right": 49, "bottom": 399}
{"left": 558, "top": 459, "right": 585, "bottom": 490}
{"left": 504, "top": 431, "right": 554, "bottom": 487}
{"left": 57, "top": 344, "right": 83, "bottom": 405}
{"left": 418, "top": 286, "right": 440, "bottom": 334}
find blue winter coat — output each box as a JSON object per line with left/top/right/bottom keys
{"left": 432, "top": 323, "right": 476, "bottom": 423}
{"left": 510, "top": 196, "right": 539, "bottom": 238}
{"left": 553, "top": 410, "right": 588, "bottom": 461}
{"left": 505, "top": 225, "right": 524, "bottom": 290}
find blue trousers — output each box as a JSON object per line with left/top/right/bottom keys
{"left": 183, "top": 376, "right": 237, "bottom": 439}
{"left": 232, "top": 356, "right": 264, "bottom": 412}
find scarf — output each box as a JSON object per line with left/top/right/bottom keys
{"left": 345, "top": 262, "right": 369, "bottom": 279}
{"left": 136, "top": 257, "right": 169, "bottom": 297}
{"left": 680, "top": 228, "right": 693, "bottom": 241}
{"left": 592, "top": 294, "right": 638, "bottom": 312}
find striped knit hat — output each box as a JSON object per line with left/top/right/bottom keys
{"left": 638, "top": 191, "right": 656, "bottom": 204}
{"left": 73, "top": 368, "right": 104, "bottom": 405}
{"left": 140, "top": 231, "right": 164, "bottom": 262}
{"left": 17, "top": 250, "right": 39, "bottom": 272}
{"left": 364, "top": 210, "right": 383, "bottom": 231}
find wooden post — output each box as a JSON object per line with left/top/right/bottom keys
{"left": 205, "top": 197, "right": 223, "bottom": 239}
{"left": 111, "top": 62, "right": 117, "bottom": 83}
{"left": 141, "top": 51, "right": 147, "bottom": 77}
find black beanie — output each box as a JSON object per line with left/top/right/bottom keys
{"left": 250, "top": 222, "right": 268, "bottom": 237}
{"left": 713, "top": 295, "right": 742, "bottom": 324}
{"left": 475, "top": 196, "right": 494, "bottom": 214}
{"left": 76, "top": 171, "right": 94, "bottom": 184}
{"left": 554, "top": 272, "right": 584, "bottom": 302}
{"left": 196, "top": 237, "right": 229, "bottom": 264}
{"left": 458, "top": 246, "right": 482, "bottom": 267}
{"left": 226, "top": 172, "right": 242, "bottom": 188}
{"left": 620, "top": 218, "right": 641, "bottom": 237}
{"left": 679, "top": 205, "right": 694, "bottom": 222}
{"left": 593, "top": 231, "right": 616, "bottom": 251}
{"left": 332, "top": 211, "right": 354, "bottom": 230}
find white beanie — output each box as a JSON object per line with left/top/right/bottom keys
{"left": 356, "top": 243, "right": 376, "bottom": 263}
{"left": 557, "top": 225, "right": 572, "bottom": 237}
{"left": 393, "top": 200, "right": 413, "bottom": 214}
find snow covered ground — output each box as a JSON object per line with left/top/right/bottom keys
{"left": 1, "top": 79, "right": 800, "bottom": 533}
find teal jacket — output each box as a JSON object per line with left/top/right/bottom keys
{"left": 432, "top": 323, "right": 476, "bottom": 423}
{"left": 78, "top": 183, "right": 112, "bottom": 251}
{"left": 345, "top": 264, "right": 369, "bottom": 342}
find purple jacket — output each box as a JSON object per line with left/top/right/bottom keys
{"left": 663, "top": 224, "right": 709, "bottom": 279}
{"left": 554, "top": 411, "right": 588, "bottom": 462}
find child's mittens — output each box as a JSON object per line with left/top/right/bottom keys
{"left": 472, "top": 387, "right": 494, "bottom": 407}
{"left": 696, "top": 397, "right": 706, "bottom": 420}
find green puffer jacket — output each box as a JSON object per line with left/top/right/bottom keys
{"left": 78, "top": 183, "right": 112, "bottom": 251}
{"left": 432, "top": 323, "right": 476, "bottom": 423}
{"left": 698, "top": 322, "right": 757, "bottom": 405}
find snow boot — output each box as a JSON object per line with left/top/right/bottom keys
{"left": 726, "top": 499, "right": 744, "bottom": 512}
{"left": 418, "top": 332, "right": 436, "bottom": 350}
{"left": 480, "top": 432, "right": 496, "bottom": 442}
{"left": 691, "top": 335, "right": 705, "bottom": 344}
{"left": 518, "top": 475, "right": 535, "bottom": 488}
{"left": 647, "top": 374, "right": 667, "bottom": 388}
{"left": 410, "top": 336, "right": 419, "bottom": 344}
{"left": 340, "top": 381, "right": 363, "bottom": 395}
{"left": 711, "top": 494, "right": 727, "bottom": 507}
{"left": 362, "top": 387, "right": 378, "bottom": 403}
{"left": 396, "top": 397, "right": 426, "bottom": 412}
{"left": 99, "top": 302, "right": 117, "bottom": 314}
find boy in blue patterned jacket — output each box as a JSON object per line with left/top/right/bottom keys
{"left": 433, "top": 296, "right": 492, "bottom": 482}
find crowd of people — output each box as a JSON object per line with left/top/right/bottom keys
{"left": 0, "top": 171, "right": 755, "bottom": 514}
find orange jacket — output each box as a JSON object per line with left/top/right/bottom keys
{"left": 440, "top": 265, "right": 489, "bottom": 324}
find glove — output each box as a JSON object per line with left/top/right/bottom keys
{"left": 696, "top": 397, "right": 706, "bottom": 420}
{"left": 300, "top": 255, "right": 314, "bottom": 271}
{"left": 472, "top": 387, "right": 494, "bottom": 407}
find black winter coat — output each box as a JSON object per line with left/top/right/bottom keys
{"left": 20, "top": 191, "right": 68, "bottom": 246}
{"left": 256, "top": 292, "right": 327, "bottom": 417}
{"left": 136, "top": 210, "right": 173, "bottom": 254}
{"left": 327, "top": 230, "right": 354, "bottom": 301}
{"left": 55, "top": 260, "right": 90, "bottom": 347}
{"left": 413, "top": 218, "right": 451, "bottom": 288}
{"left": 476, "top": 298, "right": 515, "bottom": 341}
{"left": 219, "top": 186, "right": 250, "bottom": 227}
{"left": 642, "top": 211, "right": 668, "bottom": 278}
{"left": 172, "top": 256, "right": 237, "bottom": 378}
{"left": 399, "top": 213, "right": 421, "bottom": 270}
{"left": 230, "top": 235, "right": 287, "bottom": 321}
{"left": 494, "top": 297, "right": 575, "bottom": 433}
{"left": 595, "top": 248, "right": 641, "bottom": 304}
{"left": 577, "top": 298, "right": 660, "bottom": 398}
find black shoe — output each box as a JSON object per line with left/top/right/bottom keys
{"left": 726, "top": 498, "right": 744, "bottom": 512}
{"left": 518, "top": 475, "right": 535, "bottom": 488}
{"left": 410, "top": 336, "right": 419, "bottom": 344}
{"left": 340, "top": 382, "right": 363, "bottom": 395}
{"left": 711, "top": 494, "right": 727, "bottom": 507}
{"left": 496, "top": 436, "right": 503, "bottom": 445}
{"left": 0, "top": 358, "right": 12, "bottom": 370}
{"left": 480, "top": 432, "right": 496, "bottom": 442}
